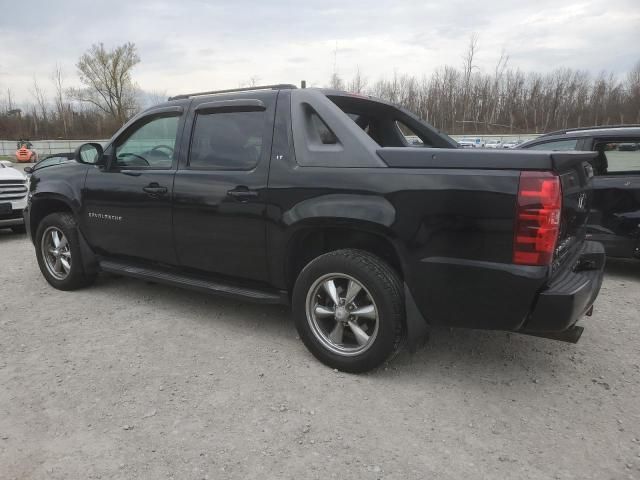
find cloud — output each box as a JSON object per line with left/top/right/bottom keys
{"left": 0, "top": 0, "right": 638, "bottom": 103}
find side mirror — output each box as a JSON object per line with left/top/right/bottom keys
{"left": 75, "top": 143, "right": 104, "bottom": 165}
{"left": 24, "top": 166, "right": 33, "bottom": 174}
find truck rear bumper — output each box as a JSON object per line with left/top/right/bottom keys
{"left": 522, "top": 241, "right": 605, "bottom": 333}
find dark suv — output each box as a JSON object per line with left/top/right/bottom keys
{"left": 519, "top": 126, "right": 640, "bottom": 260}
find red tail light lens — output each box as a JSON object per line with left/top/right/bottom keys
{"left": 513, "top": 171, "right": 562, "bottom": 266}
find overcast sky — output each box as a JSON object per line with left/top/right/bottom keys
{"left": 0, "top": 0, "right": 639, "bottom": 103}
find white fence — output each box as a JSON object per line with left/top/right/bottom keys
{"left": 0, "top": 139, "right": 109, "bottom": 157}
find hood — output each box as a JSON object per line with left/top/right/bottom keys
{"left": 0, "top": 164, "right": 27, "bottom": 181}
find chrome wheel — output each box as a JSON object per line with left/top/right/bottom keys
{"left": 305, "top": 273, "right": 379, "bottom": 356}
{"left": 41, "top": 226, "right": 71, "bottom": 280}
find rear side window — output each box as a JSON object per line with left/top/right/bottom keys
{"left": 189, "top": 111, "right": 265, "bottom": 170}
{"left": 526, "top": 139, "right": 578, "bottom": 151}
{"left": 308, "top": 110, "right": 338, "bottom": 145}
{"left": 594, "top": 141, "right": 640, "bottom": 174}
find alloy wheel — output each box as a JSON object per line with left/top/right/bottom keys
{"left": 305, "top": 273, "right": 379, "bottom": 356}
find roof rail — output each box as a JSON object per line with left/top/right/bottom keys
{"left": 168, "top": 84, "right": 297, "bottom": 101}
{"left": 537, "top": 124, "right": 640, "bottom": 138}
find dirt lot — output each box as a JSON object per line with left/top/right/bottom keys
{"left": 1, "top": 230, "right": 639, "bottom": 480}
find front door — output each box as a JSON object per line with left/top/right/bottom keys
{"left": 81, "top": 110, "right": 184, "bottom": 264}
{"left": 172, "top": 92, "right": 277, "bottom": 283}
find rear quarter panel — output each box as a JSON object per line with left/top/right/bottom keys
{"left": 267, "top": 161, "right": 548, "bottom": 330}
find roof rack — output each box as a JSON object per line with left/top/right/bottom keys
{"left": 537, "top": 124, "right": 640, "bottom": 138}
{"left": 168, "top": 84, "right": 297, "bottom": 101}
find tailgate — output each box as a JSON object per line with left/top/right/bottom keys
{"left": 550, "top": 152, "right": 597, "bottom": 270}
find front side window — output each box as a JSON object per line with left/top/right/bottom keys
{"left": 189, "top": 111, "right": 265, "bottom": 170}
{"left": 594, "top": 140, "right": 640, "bottom": 174}
{"left": 526, "top": 139, "right": 578, "bottom": 151}
{"left": 115, "top": 115, "right": 179, "bottom": 169}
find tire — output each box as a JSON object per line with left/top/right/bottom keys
{"left": 292, "top": 249, "right": 405, "bottom": 373}
{"left": 35, "top": 212, "right": 96, "bottom": 290}
{"left": 11, "top": 224, "right": 26, "bottom": 234}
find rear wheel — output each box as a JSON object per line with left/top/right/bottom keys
{"left": 292, "top": 249, "right": 404, "bottom": 373}
{"left": 35, "top": 212, "right": 96, "bottom": 290}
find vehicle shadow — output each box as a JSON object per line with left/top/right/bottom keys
{"left": 93, "top": 273, "right": 579, "bottom": 382}
{"left": 0, "top": 229, "right": 27, "bottom": 239}
{"left": 604, "top": 257, "right": 640, "bottom": 281}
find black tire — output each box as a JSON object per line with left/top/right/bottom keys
{"left": 35, "top": 212, "right": 96, "bottom": 290}
{"left": 292, "top": 249, "right": 405, "bottom": 373}
{"left": 11, "top": 224, "right": 26, "bottom": 234}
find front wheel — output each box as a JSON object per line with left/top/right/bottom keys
{"left": 292, "top": 249, "right": 405, "bottom": 373}
{"left": 35, "top": 212, "right": 96, "bottom": 290}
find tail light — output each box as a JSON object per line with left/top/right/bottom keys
{"left": 513, "top": 171, "right": 562, "bottom": 266}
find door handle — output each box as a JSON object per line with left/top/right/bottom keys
{"left": 227, "top": 187, "right": 259, "bottom": 200}
{"left": 143, "top": 183, "right": 168, "bottom": 195}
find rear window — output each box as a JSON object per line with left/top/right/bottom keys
{"left": 189, "top": 111, "right": 265, "bottom": 170}
{"left": 594, "top": 141, "right": 640, "bottom": 174}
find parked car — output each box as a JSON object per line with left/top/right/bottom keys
{"left": 618, "top": 142, "right": 639, "bottom": 152}
{"left": 457, "top": 137, "right": 485, "bottom": 148}
{"left": 518, "top": 125, "right": 640, "bottom": 260}
{"left": 502, "top": 139, "right": 526, "bottom": 149}
{"left": 25, "top": 84, "right": 604, "bottom": 372}
{"left": 24, "top": 152, "right": 74, "bottom": 176}
{"left": 0, "top": 160, "right": 28, "bottom": 233}
{"left": 484, "top": 139, "right": 502, "bottom": 149}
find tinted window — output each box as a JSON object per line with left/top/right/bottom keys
{"left": 116, "top": 115, "right": 179, "bottom": 168}
{"left": 189, "top": 111, "right": 265, "bottom": 170}
{"left": 526, "top": 139, "right": 578, "bottom": 151}
{"left": 595, "top": 141, "right": 640, "bottom": 174}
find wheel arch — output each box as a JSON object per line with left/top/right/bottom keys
{"left": 29, "top": 194, "right": 76, "bottom": 244}
{"left": 284, "top": 221, "right": 405, "bottom": 292}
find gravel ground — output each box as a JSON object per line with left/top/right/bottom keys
{"left": 1, "top": 229, "right": 639, "bottom": 480}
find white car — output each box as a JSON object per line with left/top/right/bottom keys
{"left": 502, "top": 139, "right": 525, "bottom": 149}
{"left": 484, "top": 139, "right": 502, "bottom": 149}
{"left": 0, "top": 161, "right": 28, "bottom": 233}
{"left": 457, "top": 137, "right": 485, "bottom": 148}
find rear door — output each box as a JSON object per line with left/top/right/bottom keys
{"left": 586, "top": 137, "right": 640, "bottom": 257}
{"left": 172, "top": 91, "right": 276, "bottom": 283}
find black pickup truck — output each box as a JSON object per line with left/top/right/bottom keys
{"left": 25, "top": 84, "right": 605, "bottom": 372}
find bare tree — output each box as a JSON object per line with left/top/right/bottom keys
{"left": 348, "top": 67, "right": 367, "bottom": 93}
{"left": 51, "top": 64, "right": 69, "bottom": 137}
{"left": 69, "top": 42, "right": 141, "bottom": 124}
{"left": 6, "top": 88, "right": 14, "bottom": 112}
{"left": 460, "top": 33, "right": 479, "bottom": 133}
{"left": 30, "top": 78, "right": 49, "bottom": 137}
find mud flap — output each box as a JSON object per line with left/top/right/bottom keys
{"left": 404, "top": 283, "right": 429, "bottom": 352}
{"left": 77, "top": 229, "right": 99, "bottom": 275}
